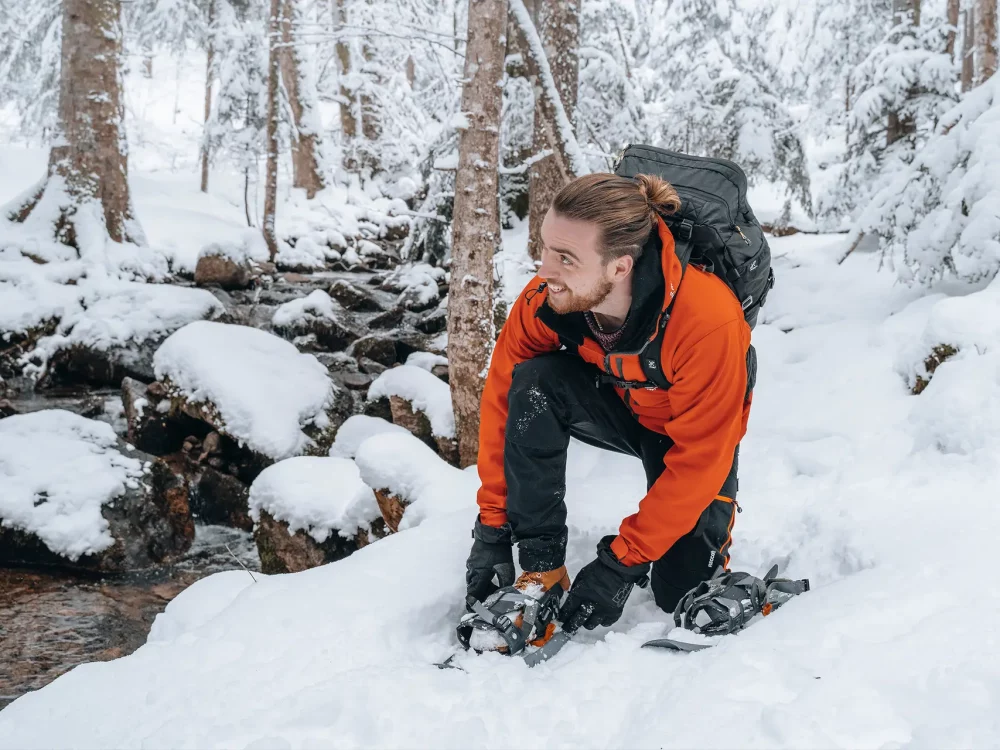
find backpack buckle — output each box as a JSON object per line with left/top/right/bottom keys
{"left": 677, "top": 219, "right": 694, "bottom": 241}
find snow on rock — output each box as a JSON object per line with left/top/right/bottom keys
{"left": 381, "top": 262, "right": 446, "bottom": 311}
{"left": 196, "top": 230, "right": 269, "bottom": 265}
{"left": 328, "top": 415, "right": 410, "bottom": 458}
{"left": 0, "top": 410, "right": 193, "bottom": 569}
{"left": 148, "top": 570, "right": 258, "bottom": 645}
{"left": 271, "top": 289, "right": 341, "bottom": 329}
{"left": 248, "top": 456, "right": 382, "bottom": 544}
{"left": 354, "top": 430, "right": 477, "bottom": 531}
{"left": 367, "top": 364, "right": 455, "bottom": 438}
{"left": 0, "top": 410, "right": 144, "bottom": 559}
{"left": 153, "top": 321, "right": 336, "bottom": 460}
{"left": 405, "top": 351, "right": 448, "bottom": 372}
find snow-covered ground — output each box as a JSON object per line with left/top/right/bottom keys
{"left": 2, "top": 229, "right": 999, "bottom": 747}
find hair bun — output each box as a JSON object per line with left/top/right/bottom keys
{"left": 635, "top": 174, "right": 681, "bottom": 217}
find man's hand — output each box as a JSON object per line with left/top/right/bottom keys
{"left": 559, "top": 535, "right": 650, "bottom": 630}
{"left": 465, "top": 517, "right": 515, "bottom": 602}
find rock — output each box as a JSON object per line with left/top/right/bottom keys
{"left": 272, "top": 291, "right": 361, "bottom": 352}
{"left": 431, "top": 364, "right": 449, "bottom": 383}
{"left": 190, "top": 466, "right": 252, "bottom": 531}
{"left": 369, "top": 307, "right": 405, "bottom": 330}
{"left": 0, "top": 444, "right": 194, "bottom": 573}
{"left": 45, "top": 339, "right": 161, "bottom": 388}
{"left": 194, "top": 254, "right": 254, "bottom": 290}
{"left": 434, "top": 436, "right": 460, "bottom": 466}
{"left": 362, "top": 395, "right": 393, "bottom": 422}
{"left": 0, "top": 399, "right": 19, "bottom": 418}
{"left": 415, "top": 307, "right": 447, "bottom": 335}
{"left": 358, "top": 357, "right": 388, "bottom": 376}
{"left": 301, "top": 384, "right": 355, "bottom": 457}
{"left": 122, "top": 377, "right": 204, "bottom": 456}
{"left": 329, "top": 280, "right": 384, "bottom": 312}
{"left": 373, "top": 488, "right": 409, "bottom": 534}
{"left": 388, "top": 395, "right": 434, "bottom": 445}
{"left": 332, "top": 371, "right": 376, "bottom": 391}
{"left": 350, "top": 333, "right": 428, "bottom": 369}
{"left": 253, "top": 509, "right": 385, "bottom": 574}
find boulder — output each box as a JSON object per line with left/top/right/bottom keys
{"left": 253, "top": 509, "right": 384, "bottom": 574}
{"left": 189, "top": 465, "right": 252, "bottom": 531}
{"left": 194, "top": 254, "right": 253, "bottom": 290}
{"left": 272, "top": 290, "right": 361, "bottom": 352}
{"left": 328, "top": 280, "right": 384, "bottom": 312}
{"left": 369, "top": 307, "right": 405, "bottom": 330}
{"left": 415, "top": 307, "right": 447, "bottom": 335}
{"left": 0, "top": 410, "right": 194, "bottom": 572}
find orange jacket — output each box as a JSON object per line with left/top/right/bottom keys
{"left": 477, "top": 217, "right": 752, "bottom": 566}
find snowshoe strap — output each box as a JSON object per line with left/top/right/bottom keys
{"left": 465, "top": 594, "right": 530, "bottom": 655}
{"left": 672, "top": 570, "right": 810, "bottom": 636}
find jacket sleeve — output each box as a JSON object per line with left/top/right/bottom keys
{"left": 476, "top": 278, "right": 562, "bottom": 527}
{"left": 610, "top": 319, "right": 750, "bottom": 566}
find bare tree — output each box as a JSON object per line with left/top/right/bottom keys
{"left": 263, "top": 0, "right": 281, "bottom": 261}
{"left": 333, "top": 0, "right": 358, "bottom": 144}
{"left": 887, "top": 0, "right": 920, "bottom": 147}
{"left": 448, "top": 0, "right": 508, "bottom": 467}
{"left": 6, "top": 0, "right": 143, "bottom": 251}
{"left": 526, "top": 0, "right": 580, "bottom": 261}
{"left": 279, "top": 0, "right": 326, "bottom": 197}
{"left": 962, "top": 5, "right": 976, "bottom": 90}
{"left": 946, "top": 0, "right": 960, "bottom": 58}
{"left": 975, "top": 0, "right": 997, "bottom": 84}
{"left": 200, "top": 0, "right": 215, "bottom": 193}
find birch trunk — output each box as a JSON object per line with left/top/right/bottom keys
{"left": 263, "top": 0, "right": 281, "bottom": 261}
{"left": 448, "top": 0, "right": 508, "bottom": 467}
{"left": 200, "top": 0, "right": 215, "bottom": 193}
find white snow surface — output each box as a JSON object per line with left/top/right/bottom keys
{"left": 153, "top": 321, "right": 335, "bottom": 460}
{"left": 271, "top": 289, "right": 341, "bottom": 329}
{"left": 0, "top": 410, "right": 146, "bottom": 561}
{"left": 367, "top": 364, "right": 455, "bottom": 438}
{"left": 3, "top": 237, "right": 1000, "bottom": 748}
{"left": 327, "top": 415, "right": 409, "bottom": 459}
{"left": 247, "top": 456, "right": 382, "bottom": 543}
{"left": 404, "top": 350, "right": 448, "bottom": 372}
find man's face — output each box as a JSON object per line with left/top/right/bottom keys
{"left": 538, "top": 210, "right": 615, "bottom": 314}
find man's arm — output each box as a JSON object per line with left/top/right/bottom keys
{"left": 477, "top": 278, "right": 562, "bottom": 527}
{"left": 610, "top": 319, "right": 751, "bottom": 566}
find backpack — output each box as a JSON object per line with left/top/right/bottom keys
{"left": 612, "top": 145, "right": 775, "bottom": 329}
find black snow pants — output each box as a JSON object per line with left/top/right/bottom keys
{"left": 504, "top": 352, "right": 739, "bottom": 614}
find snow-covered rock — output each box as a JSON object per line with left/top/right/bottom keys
{"left": 271, "top": 290, "right": 359, "bottom": 351}
{"left": 153, "top": 321, "right": 349, "bottom": 461}
{"left": 0, "top": 410, "right": 193, "bottom": 571}
{"left": 328, "top": 414, "right": 410, "bottom": 459}
{"left": 248, "top": 456, "right": 385, "bottom": 573}
{"left": 367, "top": 364, "right": 455, "bottom": 439}
{"left": 328, "top": 279, "right": 385, "bottom": 312}
{"left": 380, "top": 263, "right": 446, "bottom": 311}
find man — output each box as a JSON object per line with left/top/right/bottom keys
{"left": 464, "top": 172, "right": 752, "bottom": 646}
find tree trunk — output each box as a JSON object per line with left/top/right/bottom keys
{"left": 279, "top": 0, "right": 325, "bottom": 197}
{"left": 975, "top": 0, "right": 998, "bottom": 85}
{"left": 263, "top": 0, "right": 281, "bottom": 261}
{"left": 6, "top": 0, "right": 142, "bottom": 251}
{"left": 334, "top": 0, "right": 357, "bottom": 145}
{"left": 526, "top": 0, "right": 580, "bottom": 261}
{"left": 448, "top": 0, "right": 508, "bottom": 468}
{"left": 946, "top": 0, "right": 960, "bottom": 59}
{"left": 200, "top": 0, "right": 215, "bottom": 194}
{"left": 962, "top": 6, "right": 976, "bottom": 91}
{"left": 887, "top": 0, "right": 920, "bottom": 148}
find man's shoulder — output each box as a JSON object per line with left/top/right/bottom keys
{"left": 668, "top": 266, "right": 749, "bottom": 347}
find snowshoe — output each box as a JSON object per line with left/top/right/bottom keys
{"left": 457, "top": 568, "right": 569, "bottom": 657}
{"left": 671, "top": 564, "right": 810, "bottom": 636}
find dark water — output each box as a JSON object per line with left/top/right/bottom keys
{"left": 0, "top": 524, "right": 260, "bottom": 711}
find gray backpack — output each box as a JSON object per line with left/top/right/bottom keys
{"left": 613, "top": 145, "right": 774, "bottom": 329}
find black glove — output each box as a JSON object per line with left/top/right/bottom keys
{"left": 465, "top": 517, "right": 515, "bottom": 602}
{"left": 559, "top": 535, "right": 650, "bottom": 630}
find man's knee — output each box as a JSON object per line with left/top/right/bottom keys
{"left": 507, "top": 354, "right": 585, "bottom": 444}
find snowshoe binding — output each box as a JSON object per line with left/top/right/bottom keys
{"left": 672, "top": 564, "right": 810, "bottom": 636}
{"left": 457, "top": 568, "right": 570, "bottom": 658}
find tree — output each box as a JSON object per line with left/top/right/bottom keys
{"left": 5, "top": 0, "right": 145, "bottom": 257}
{"left": 525, "top": 0, "right": 580, "bottom": 261}
{"left": 263, "top": 0, "right": 281, "bottom": 260}
{"left": 279, "top": 0, "right": 326, "bottom": 197}
{"left": 975, "top": 0, "right": 997, "bottom": 85}
{"left": 962, "top": 5, "right": 976, "bottom": 91}
{"left": 448, "top": 0, "right": 508, "bottom": 467}
{"left": 201, "top": 0, "right": 216, "bottom": 193}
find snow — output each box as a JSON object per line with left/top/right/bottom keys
{"left": 367, "top": 364, "right": 455, "bottom": 438}
{"left": 271, "top": 289, "right": 341, "bottom": 329}
{"left": 153, "top": 321, "right": 335, "bottom": 460}
{"left": 4, "top": 232, "right": 1000, "bottom": 748}
{"left": 0, "top": 410, "right": 146, "bottom": 561}
{"left": 327, "top": 415, "right": 409, "bottom": 459}
{"left": 404, "top": 351, "right": 448, "bottom": 372}
{"left": 381, "top": 262, "right": 445, "bottom": 309}
{"left": 197, "top": 230, "right": 269, "bottom": 265}
{"left": 247, "top": 456, "right": 383, "bottom": 543}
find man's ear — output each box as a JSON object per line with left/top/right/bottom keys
{"left": 610, "top": 254, "right": 634, "bottom": 281}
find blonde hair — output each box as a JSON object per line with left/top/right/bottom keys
{"left": 551, "top": 173, "right": 681, "bottom": 262}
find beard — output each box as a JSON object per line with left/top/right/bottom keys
{"left": 546, "top": 277, "right": 614, "bottom": 315}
